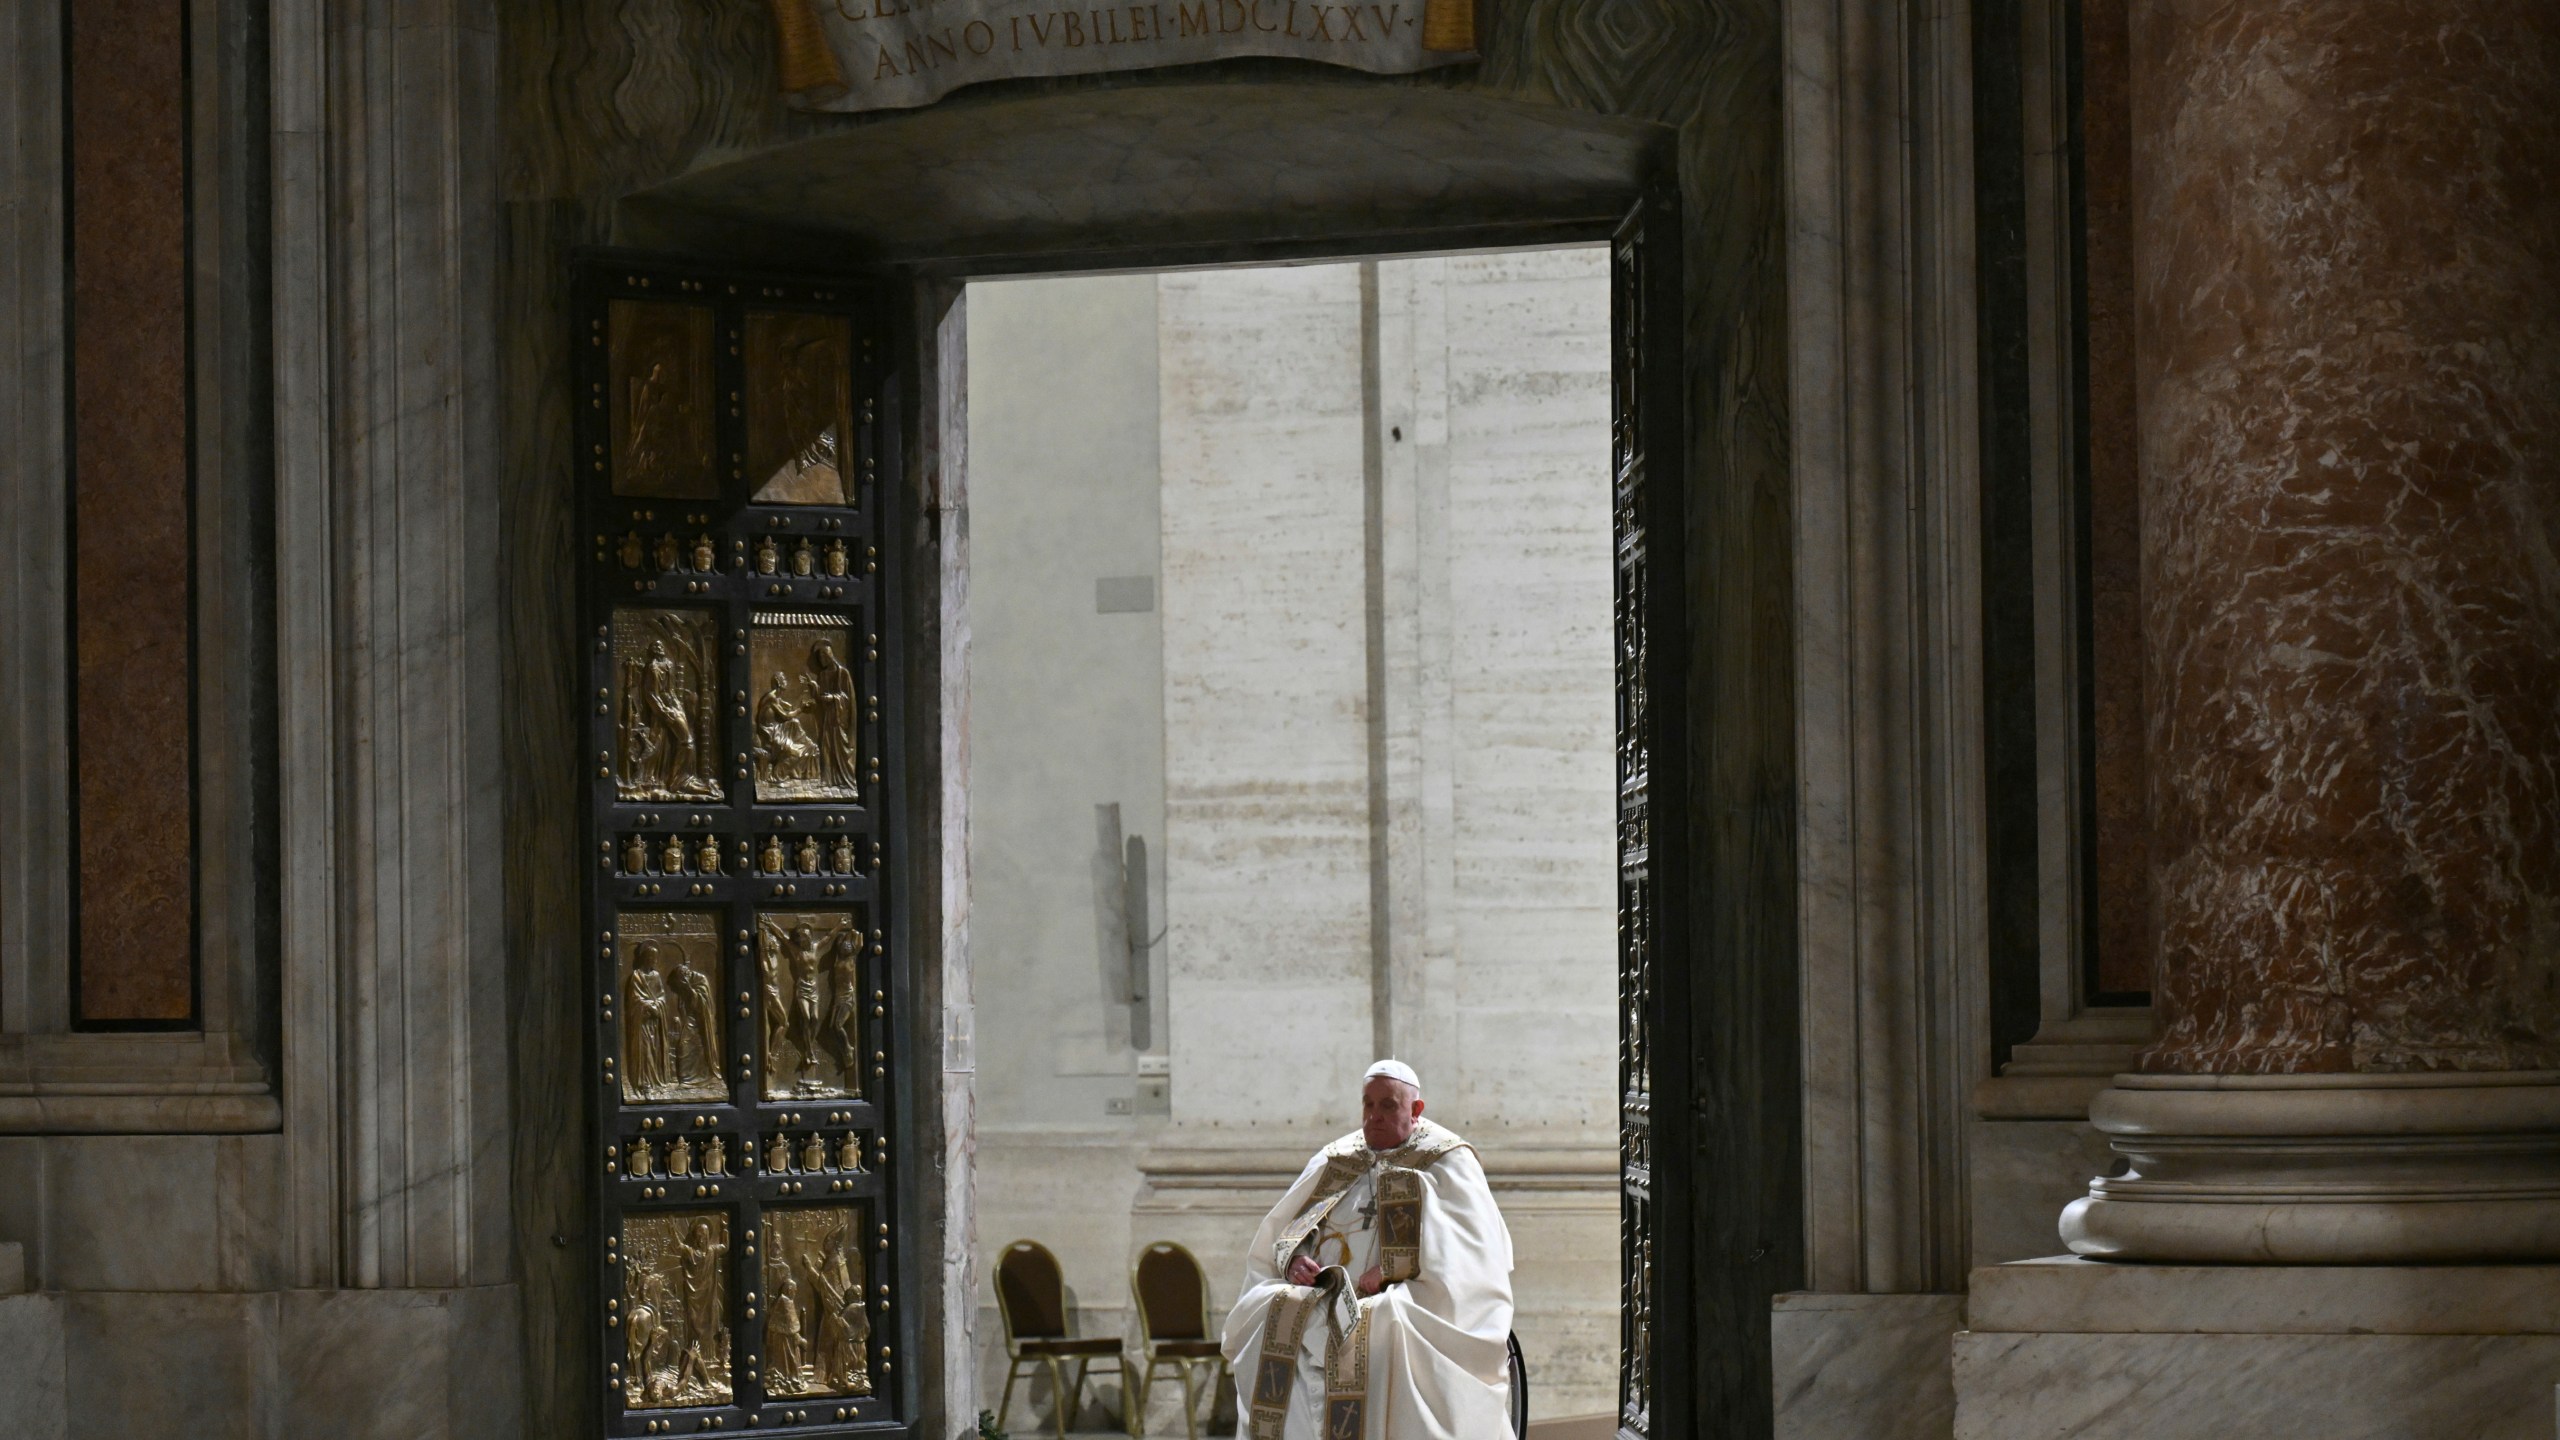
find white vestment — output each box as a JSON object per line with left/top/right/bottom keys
{"left": 1221, "top": 1120, "right": 1515, "bottom": 1440}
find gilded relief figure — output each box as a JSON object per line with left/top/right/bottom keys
{"left": 610, "top": 300, "right": 717, "bottom": 499}
{"left": 750, "top": 621, "right": 861, "bottom": 802}
{"left": 756, "top": 910, "right": 862, "bottom": 1099}
{"left": 623, "top": 1211, "right": 733, "bottom": 1409}
{"left": 755, "top": 674, "right": 821, "bottom": 787}
{"left": 810, "top": 642, "right": 859, "bottom": 790}
{"left": 746, "top": 311, "right": 854, "bottom": 505}
{"left": 826, "top": 927, "right": 864, "bottom": 1073}
{"left": 762, "top": 1206, "right": 873, "bottom": 1399}
{"left": 618, "top": 913, "right": 724, "bottom": 1104}
{"left": 613, "top": 608, "right": 723, "bottom": 802}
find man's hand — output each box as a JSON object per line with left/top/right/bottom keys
{"left": 1287, "top": 1255, "right": 1321, "bottom": 1286}
{"left": 1356, "top": 1265, "right": 1385, "bottom": 1298}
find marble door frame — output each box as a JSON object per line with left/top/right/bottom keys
{"left": 901, "top": 210, "right": 1650, "bottom": 1439}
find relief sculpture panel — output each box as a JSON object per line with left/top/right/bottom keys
{"left": 618, "top": 912, "right": 727, "bottom": 1104}
{"left": 747, "top": 310, "right": 854, "bottom": 505}
{"left": 762, "top": 1205, "right": 874, "bottom": 1399}
{"left": 610, "top": 300, "right": 718, "bottom": 498}
{"left": 750, "top": 616, "right": 861, "bottom": 802}
{"left": 615, "top": 607, "right": 724, "bottom": 801}
{"left": 622, "top": 1210, "right": 734, "bottom": 1409}
{"left": 757, "top": 909, "right": 865, "bottom": 1099}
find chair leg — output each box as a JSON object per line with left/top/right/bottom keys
{"left": 1132, "top": 1360, "right": 1158, "bottom": 1439}
{"left": 1000, "top": 1359, "right": 1024, "bottom": 1434}
{"left": 1073, "top": 1358, "right": 1095, "bottom": 1437}
{"left": 1046, "top": 1357, "right": 1071, "bottom": 1440}
{"left": 1173, "top": 1361, "right": 1200, "bottom": 1440}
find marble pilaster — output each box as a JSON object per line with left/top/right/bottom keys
{"left": 271, "top": 0, "right": 511, "bottom": 1291}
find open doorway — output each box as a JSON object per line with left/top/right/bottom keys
{"left": 959, "top": 247, "right": 1620, "bottom": 1436}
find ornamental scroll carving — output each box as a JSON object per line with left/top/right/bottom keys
{"left": 762, "top": 1205, "right": 874, "bottom": 1399}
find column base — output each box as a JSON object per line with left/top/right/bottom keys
{"left": 1953, "top": 1257, "right": 2560, "bottom": 1439}
{"left": 2059, "top": 1072, "right": 2560, "bottom": 1263}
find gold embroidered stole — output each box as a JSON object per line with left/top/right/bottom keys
{"left": 1248, "top": 1286, "right": 1320, "bottom": 1440}
{"left": 1322, "top": 1300, "right": 1374, "bottom": 1440}
{"left": 1268, "top": 1122, "right": 1467, "bottom": 1276}
{"left": 1250, "top": 1124, "right": 1469, "bottom": 1440}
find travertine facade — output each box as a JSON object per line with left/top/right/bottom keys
{"left": 966, "top": 253, "right": 1618, "bottom": 1425}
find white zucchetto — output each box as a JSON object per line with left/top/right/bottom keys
{"left": 1364, "top": 1058, "right": 1422, "bottom": 1094}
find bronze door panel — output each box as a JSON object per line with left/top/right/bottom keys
{"left": 610, "top": 300, "right": 720, "bottom": 499}
{"left": 582, "top": 257, "right": 908, "bottom": 1440}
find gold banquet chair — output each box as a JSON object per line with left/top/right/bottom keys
{"left": 998, "top": 1239, "right": 1132, "bottom": 1439}
{"left": 1129, "top": 1241, "right": 1229, "bottom": 1440}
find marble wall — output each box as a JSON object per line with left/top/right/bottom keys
{"left": 1771, "top": 1293, "right": 1963, "bottom": 1440}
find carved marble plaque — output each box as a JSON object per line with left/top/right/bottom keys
{"left": 782, "top": 0, "right": 1474, "bottom": 114}
{"left": 749, "top": 616, "right": 861, "bottom": 802}
{"left": 747, "top": 311, "right": 854, "bottom": 505}
{"left": 762, "top": 1204, "right": 874, "bottom": 1399}
{"left": 613, "top": 607, "right": 724, "bottom": 802}
{"left": 756, "top": 909, "right": 864, "bottom": 1100}
{"left": 617, "top": 911, "right": 726, "bottom": 1105}
{"left": 622, "top": 1210, "right": 734, "bottom": 1409}
{"left": 609, "top": 300, "right": 718, "bottom": 498}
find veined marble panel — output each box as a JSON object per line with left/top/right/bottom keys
{"left": 62, "top": 1292, "right": 277, "bottom": 1440}
{"left": 0, "top": 1293, "right": 65, "bottom": 1440}
{"left": 1772, "top": 1292, "right": 1963, "bottom": 1440}
{"left": 1969, "top": 1257, "right": 2560, "bottom": 1336}
{"left": 1952, "top": 1332, "right": 2560, "bottom": 1439}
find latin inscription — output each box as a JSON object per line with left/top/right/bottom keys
{"left": 782, "top": 0, "right": 1474, "bottom": 112}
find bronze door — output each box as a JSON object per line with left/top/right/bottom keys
{"left": 1613, "top": 188, "right": 1688, "bottom": 1440}
{"left": 579, "top": 257, "right": 910, "bottom": 1438}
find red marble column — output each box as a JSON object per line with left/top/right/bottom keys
{"left": 2132, "top": 2, "right": 2560, "bottom": 1074}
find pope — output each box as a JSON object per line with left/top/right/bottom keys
{"left": 1220, "top": 1060, "right": 1516, "bottom": 1440}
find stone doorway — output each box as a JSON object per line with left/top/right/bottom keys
{"left": 599, "top": 80, "right": 1691, "bottom": 1440}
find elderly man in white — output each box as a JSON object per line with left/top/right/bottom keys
{"left": 1221, "top": 1061, "right": 1516, "bottom": 1440}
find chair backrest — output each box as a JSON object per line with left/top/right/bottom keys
{"left": 997, "top": 1239, "right": 1070, "bottom": 1341}
{"left": 1132, "top": 1241, "right": 1209, "bottom": 1342}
